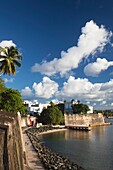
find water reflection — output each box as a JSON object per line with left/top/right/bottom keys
{"left": 65, "top": 130, "right": 91, "bottom": 140}
{"left": 41, "top": 119, "right": 113, "bottom": 170}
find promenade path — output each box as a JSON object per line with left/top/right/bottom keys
{"left": 22, "top": 128, "right": 45, "bottom": 170}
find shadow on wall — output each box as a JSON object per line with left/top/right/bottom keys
{"left": 0, "top": 111, "right": 28, "bottom": 170}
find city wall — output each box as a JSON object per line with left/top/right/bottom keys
{"left": 0, "top": 111, "right": 28, "bottom": 170}
{"left": 64, "top": 113, "right": 105, "bottom": 126}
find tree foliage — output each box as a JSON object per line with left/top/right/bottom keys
{"left": 0, "top": 87, "right": 27, "bottom": 114}
{"left": 0, "top": 78, "right": 6, "bottom": 93}
{"left": 38, "top": 103, "right": 64, "bottom": 125}
{"left": 0, "top": 46, "right": 22, "bottom": 75}
{"left": 57, "top": 103, "right": 65, "bottom": 115}
{"left": 0, "top": 46, "right": 25, "bottom": 114}
{"left": 72, "top": 102, "right": 90, "bottom": 114}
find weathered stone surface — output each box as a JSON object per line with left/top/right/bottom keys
{"left": 0, "top": 111, "right": 26, "bottom": 170}
{"left": 64, "top": 113, "right": 105, "bottom": 126}
{"left": 0, "top": 129, "right": 6, "bottom": 170}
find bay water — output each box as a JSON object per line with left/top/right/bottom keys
{"left": 39, "top": 119, "right": 113, "bottom": 170}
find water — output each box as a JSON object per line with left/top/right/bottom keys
{"left": 39, "top": 119, "right": 113, "bottom": 170}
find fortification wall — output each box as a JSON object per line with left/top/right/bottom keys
{"left": 0, "top": 111, "right": 27, "bottom": 170}
{"left": 64, "top": 113, "right": 105, "bottom": 126}
{"left": 21, "top": 117, "right": 30, "bottom": 127}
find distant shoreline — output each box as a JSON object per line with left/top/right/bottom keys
{"left": 39, "top": 127, "right": 68, "bottom": 135}
{"left": 106, "top": 117, "right": 113, "bottom": 119}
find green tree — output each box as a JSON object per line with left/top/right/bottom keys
{"left": 0, "top": 78, "right": 6, "bottom": 93}
{"left": 72, "top": 102, "right": 90, "bottom": 114}
{"left": 0, "top": 88, "right": 27, "bottom": 114}
{"left": 57, "top": 103, "right": 65, "bottom": 115}
{"left": 38, "top": 104, "right": 64, "bottom": 125}
{"left": 0, "top": 78, "right": 6, "bottom": 106}
{"left": 49, "top": 101, "right": 54, "bottom": 107}
{"left": 0, "top": 46, "right": 22, "bottom": 75}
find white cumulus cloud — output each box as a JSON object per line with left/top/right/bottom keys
{"left": 21, "top": 87, "right": 33, "bottom": 98}
{"left": 21, "top": 76, "right": 113, "bottom": 108}
{"left": 84, "top": 58, "right": 113, "bottom": 76}
{"left": 57, "top": 76, "right": 113, "bottom": 102}
{"left": 0, "top": 40, "right": 16, "bottom": 48}
{"left": 21, "top": 77, "right": 58, "bottom": 99}
{"left": 4, "top": 78, "right": 14, "bottom": 83}
{"left": 57, "top": 76, "right": 101, "bottom": 101}
{"left": 100, "top": 79, "right": 113, "bottom": 91}
{"left": 31, "top": 20, "right": 112, "bottom": 77}
{"left": 32, "top": 77, "right": 59, "bottom": 99}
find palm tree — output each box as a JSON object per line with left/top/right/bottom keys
{"left": 0, "top": 46, "right": 22, "bottom": 76}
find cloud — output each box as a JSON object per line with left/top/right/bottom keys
{"left": 86, "top": 101, "right": 90, "bottom": 104}
{"left": 21, "top": 76, "right": 113, "bottom": 109}
{"left": 4, "top": 78, "right": 14, "bottom": 83}
{"left": 100, "top": 101, "right": 106, "bottom": 105}
{"left": 57, "top": 76, "right": 113, "bottom": 103}
{"left": 57, "top": 76, "right": 101, "bottom": 101}
{"left": 21, "top": 87, "right": 33, "bottom": 98}
{"left": 31, "top": 20, "right": 112, "bottom": 77}
{"left": 0, "top": 40, "right": 16, "bottom": 48}
{"left": 51, "top": 99, "right": 61, "bottom": 104}
{"left": 32, "top": 77, "right": 59, "bottom": 99}
{"left": 21, "top": 77, "right": 59, "bottom": 99}
{"left": 100, "top": 79, "right": 113, "bottom": 91}
{"left": 84, "top": 58, "right": 113, "bottom": 76}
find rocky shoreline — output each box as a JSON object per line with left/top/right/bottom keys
{"left": 26, "top": 126, "right": 85, "bottom": 170}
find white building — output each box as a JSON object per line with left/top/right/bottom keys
{"left": 23, "top": 100, "right": 50, "bottom": 114}
{"left": 87, "top": 106, "right": 93, "bottom": 114}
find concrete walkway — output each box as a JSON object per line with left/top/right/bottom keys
{"left": 22, "top": 131, "right": 45, "bottom": 170}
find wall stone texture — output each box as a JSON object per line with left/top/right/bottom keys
{"left": 0, "top": 111, "right": 27, "bottom": 170}
{"left": 64, "top": 113, "right": 105, "bottom": 126}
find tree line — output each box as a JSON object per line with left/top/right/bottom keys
{"left": 38, "top": 100, "right": 90, "bottom": 125}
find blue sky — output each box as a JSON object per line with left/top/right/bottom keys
{"left": 1, "top": 0, "right": 113, "bottom": 109}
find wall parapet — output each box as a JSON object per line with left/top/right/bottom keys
{"left": 64, "top": 113, "right": 105, "bottom": 126}
{"left": 0, "top": 111, "right": 27, "bottom": 170}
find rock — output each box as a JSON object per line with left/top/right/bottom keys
{"left": 26, "top": 127, "right": 86, "bottom": 170}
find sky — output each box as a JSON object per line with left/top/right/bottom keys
{"left": 1, "top": 0, "right": 113, "bottom": 110}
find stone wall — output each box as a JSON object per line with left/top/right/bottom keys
{"left": 0, "top": 111, "right": 27, "bottom": 170}
{"left": 64, "top": 113, "right": 105, "bottom": 126}
{"left": 21, "top": 117, "right": 30, "bottom": 127}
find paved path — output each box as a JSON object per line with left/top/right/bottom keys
{"left": 22, "top": 131, "right": 45, "bottom": 170}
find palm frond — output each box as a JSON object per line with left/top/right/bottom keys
{"left": 0, "top": 46, "right": 23, "bottom": 75}
{"left": 13, "top": 60, "right": 21, "bottom": 67}
{"left": 11, "top": 63, "right": 16, "bottom": 75}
